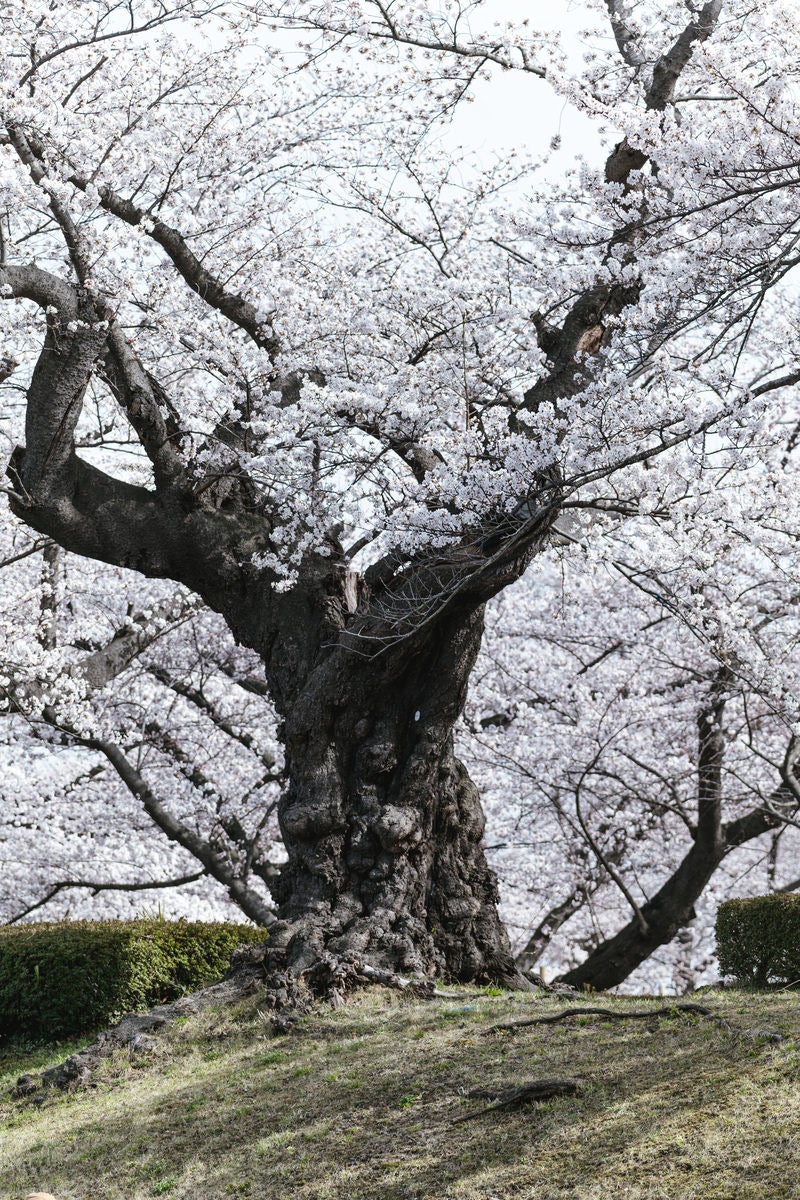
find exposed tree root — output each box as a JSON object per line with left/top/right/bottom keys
{"left": 488, "top": 1003, "right": 789, "bottom": 1043}
{"left": 12, "top": 955, "right": 269, "bottom": 1097}
{"left": 451, "top": 1078, "right": 583, "bottom": 1124}
{"left": 10, "top": 942, "right": 485, "bottom": 1098}
{"left": 254, "top": 948, "right": 471, "bottom": 1032}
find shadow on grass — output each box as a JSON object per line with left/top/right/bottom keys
{"left": 2, "top": 990, "right": 799, "bottom": 1200}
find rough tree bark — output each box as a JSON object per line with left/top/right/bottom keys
{"left": 267, "top": 598, "right": 518, "bottom": 981}
{"left": 234, "top": 526, "right": 562, "bottom": 985}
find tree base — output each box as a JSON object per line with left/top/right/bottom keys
{"left": 16, "top": 936, "right": 531, "bottom": 1097}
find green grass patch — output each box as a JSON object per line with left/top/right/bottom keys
{"left": 2, "top": 988, "right": 800, "bottom": 1198}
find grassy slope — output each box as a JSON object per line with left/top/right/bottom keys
{"left": 2, "top": 988, "right": 800, "bottom": 1200}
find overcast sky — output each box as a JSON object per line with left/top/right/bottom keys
{"left": 442, "top": 0, "right": 607, "bottom": 176}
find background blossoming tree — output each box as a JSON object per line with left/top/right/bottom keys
{"left": 3, "top": 0, "right": 800, "bottom": 987}
{"left": 469, "top": 493, "right": 800, "bottom": 990}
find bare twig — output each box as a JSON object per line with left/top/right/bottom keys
{"left": 5, "top": 871, "right": 207, "bottom": 925}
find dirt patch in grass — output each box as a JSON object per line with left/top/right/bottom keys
{"left": 2, "top": 988, "right": 800, "bottom": 1199}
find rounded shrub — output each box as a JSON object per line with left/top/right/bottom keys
{"left": 716, "top": 894, "right": 800, "bottom": 985}
{"left": 0, "top": 919, "right": 269, "bottom": 1040}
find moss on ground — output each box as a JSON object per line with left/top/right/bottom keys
{"left": 2, "top": 988, "right": 800, "bottom": 1199}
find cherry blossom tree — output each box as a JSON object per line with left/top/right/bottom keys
{"left": 2, "top": 0, "right": 800, "bottom": 987}
{"left": 7, "top": 494, "right": 800, "bottom": 994}
{"left": 469, "top": 467, "right": 800, "bottom": 990}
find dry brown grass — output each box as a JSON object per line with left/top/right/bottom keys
{"left": 2, "top": 987, "right": 800, "bottom": 1199}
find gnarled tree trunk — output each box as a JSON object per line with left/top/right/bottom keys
{"left": 262, "top": 597, "right": 525, "bottom": 985}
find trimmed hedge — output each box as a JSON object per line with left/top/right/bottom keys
{"left": 0, "top": 919, "right": 269, "bottom": 1040}
{"left": 716, "top": 895, "right": 800, "bottom": 985}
